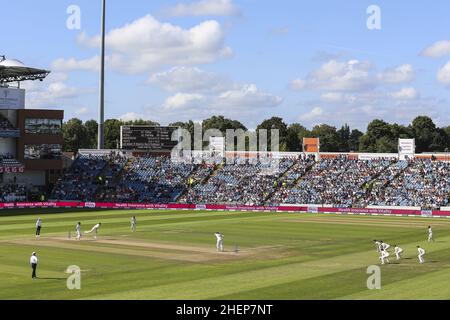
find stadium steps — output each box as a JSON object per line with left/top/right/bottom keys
{"left": 263, "top": 159, "right": 302, "bottom": 204}
{"left": 354, "top": 160, "right": 411, "bottom": 207}
{"left": 93, "top": 158, "right": 134, "bottom": 200}
{"left": 264, "top": 160, "right": 316, "bottom": 204}
{"left": 201, "top": 162, "right": 223, "bottom": 185}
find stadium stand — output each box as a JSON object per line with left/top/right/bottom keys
{"left": 2, "top": 151, "right": 447, "bottom": 209}
{"left": 179, "top": 156, "right": 297, "bottom": 205}
{"left": 0, "top": 184, "right": 27, "bottom": 202}
{"left": 364, "top": 159, "right": 449, "bottom": 209}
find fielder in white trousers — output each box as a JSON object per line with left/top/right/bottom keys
{"left": 85, "top": 223, "right": 102, "bottom": 239}
{"left": 417, "top": 246, "right": 425, "bottom": 263}
{"left": 394, "top": 245, "right": 403, "bottom": 260}
{"left": 76, "top": 222, "right": 82, "bottom": 240}
{"left": 380, "top": 249, "right": 390, "bottom": 265}
{"left": 427, "top": 226, "right": 434, "bottom": 242}
{"left": 215, "top": 232, "right": 224, "bottom": 252}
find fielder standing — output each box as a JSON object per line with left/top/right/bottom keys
{"left": 417, "top": 246, "right": 426, "bottom": 264}
{"left": 131, "top": 216, "right": 137, "bottom": 232}
{"left": 215, "top": 232, "right": 224, "bottom": 252}
{"left": 76, "top": 222, "right": 82, "bottom": 240}
{"left": 35, "top": 218, "right": 42, "bottom": 238}
{"left": 427, "top": 226, "right": 434, "bottom": 242}
{"left": 30, "top": 252, "right": 38, "bottom": 279}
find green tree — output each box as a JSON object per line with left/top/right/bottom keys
{"left": 349, "top": 129, "right": 363, "bottom": 152}
{"left": 410, "top": 116, "right": 438, "bottom": 153}
{"left": 359, "top": 119, "right": 395, "bottom": 152}
{"left": 311, "top": 124, "right": 340, "bottom": 152}
{"left": 104, "top": 119, "right": 122, "bottom": 149}
{"left": 62, "top": 118, "right": 89, "bottom": 152}
{"left": 286, "top": 123, "right": 310, "bottom": 152}
{"left": 375, "top": 136, "right": 397, "bottom": 153}
{"left": 337, "top": 124, "right": 351, "bottom": 152}
{"left": 203, "top": 115, "right": 247, "bottom": 133}
{"left": 256, "top": 117, "right": 288, "bottom": 151}
{"left": 122, "top": 119, "right": 159, "bottom": 126}
{"left": 84, "top": 119, "right": 98, "bottom": 149}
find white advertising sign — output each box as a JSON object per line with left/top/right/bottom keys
{"left": 209, "top": 136, "right": 225, "bottom": 155}
{"left": 398, "top": 139, "right": 415, "bottom": 160}
{"left": 0, "top": 87, "right": 25, "bottom": 109}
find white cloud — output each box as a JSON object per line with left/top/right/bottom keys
{"left": 55, "top": 15, "right": 232, "bottom": 74}
{"left": 421, "top": 40, "right": 450, "bottom": 58}
{"left": 74, "top": 107, "right": 90, "bottom": 116}
{"left": 290, "top": 79, "right": 306, "bottom": 91}
{"left": 140, "top": 83, "right": 282, "bottom": 125}
{"left": 21, "top": 72, "right": 94, "bottom": 112}
{"left": 120, "top": 112, "right": 145, "bottom": 122}
{"left": 164, "top": 93, "right": 206, "bottom": 110}
{"left": 150, "top": 67, "right": 282, "bottom": 112}
{"left": 320, "top": 92, "right": 343, "bottom": 102}
{"left": 390, "top": 87, "right": 419, "bottom": 100}
{"left": 215, "top": 84, "right": 282, "bottom": 109}
{"left": 149, "top": 66, "right": 231, "bottom": 93}
{"left": 293, "top": 59, "right": 374, "bottom": 92}
{"left": 377, "top": 64, "right": 415, "bottom": 84}
{"left": 299, "top": 107, "right": 324, "bottom": 121}
{"left": 51, "top": 56, "right": 101, "bottom": 72}
{"left": 437, "top": 61, "right": 450, "bottom": 85}
{"left": 166, "top": 0, "right": 240, "bottom": 17}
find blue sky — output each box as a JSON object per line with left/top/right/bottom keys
{"left": 2, "top": 0, "right": 450, "bottom": 130}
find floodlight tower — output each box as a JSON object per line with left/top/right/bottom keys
{"left": 98, "top": 0, "right": 106, "bottom": 149}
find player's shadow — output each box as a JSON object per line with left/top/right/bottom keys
{"left": 36, "top": 277, "right": 66, "bottom": 281}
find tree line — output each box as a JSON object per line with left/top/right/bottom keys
{"left": 62, "top": 115, "right": 450, "bottom": 153}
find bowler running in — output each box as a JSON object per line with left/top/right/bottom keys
{"left": 84, "top": 223, "right": 102, "bottom": 239}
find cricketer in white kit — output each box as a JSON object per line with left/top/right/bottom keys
{"left": 131, "top": 216, "right": 137, "bottom": 232}
{"left": 373, "top": 240, "right": 382, "bottom": 252}
{"left": 215, "top": 232, "right": 224, "bottom": 252}
{"left": 380, "top": 249, "right": 390, "bottom": 265}
{"left": 394, "top": 245, "right": 403, "bottom": 260}
{"left": 427, "top": 226, "right": 434, "bottom": 242}
{"left": 417, "top": 246, "right": 426, "bottom": 263}
{"left": 381, "top": 241, "right": 390, "bottom": 251}
{"left": 85, "top": 223, "right": 102, "bottom": 239}
{"left": 76, "top": 222, "right": 82, "bottom": 240}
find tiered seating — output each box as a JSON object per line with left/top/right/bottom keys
{"left": 97, "top": 155, "right": 196, "bottom": 203}
{"left": 365, "top": 159, "right": 449, "bottom": 209}
{"left": 276, "top": 157, "right": 396, "bottom": 207}
{"left": 179, "top": 157, "right": 295, "bottom": 205}
{"left": 50, "top": 154, "right": 108, "bottom": 201}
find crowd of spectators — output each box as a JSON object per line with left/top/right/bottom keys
{"left": 50, "top": 153, "right": 110, "bottom": 201}
{"left": 96, "top": 155, "right": 196, "bottom": 203}
{"left": 363, "top": 159, "right": 449, "bottom": 209}
{"left": 0, "top": 184, "right": 27, "bottom": 202}
{"left": 2, "top": 151, "right": 447, "bottom": 209}
{"left": 273, "top": 157, "right": 400, "bottom": 207}
{"left": 179, "top": 156, "right": 296, "bottom": 205}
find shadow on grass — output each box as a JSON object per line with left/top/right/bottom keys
{"left": 35, "top": 277, "right": 66, "bottom": 281}
{"left": 0, "top": 208, "right": 112, "bottom": 218}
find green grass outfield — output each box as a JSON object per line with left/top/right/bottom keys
{"left": 1, "top": 209, "right": 450, "bottom": 300}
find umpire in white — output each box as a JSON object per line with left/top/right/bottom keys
{"left": 30, "top": 252, "right": 38, "bottom": 279}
